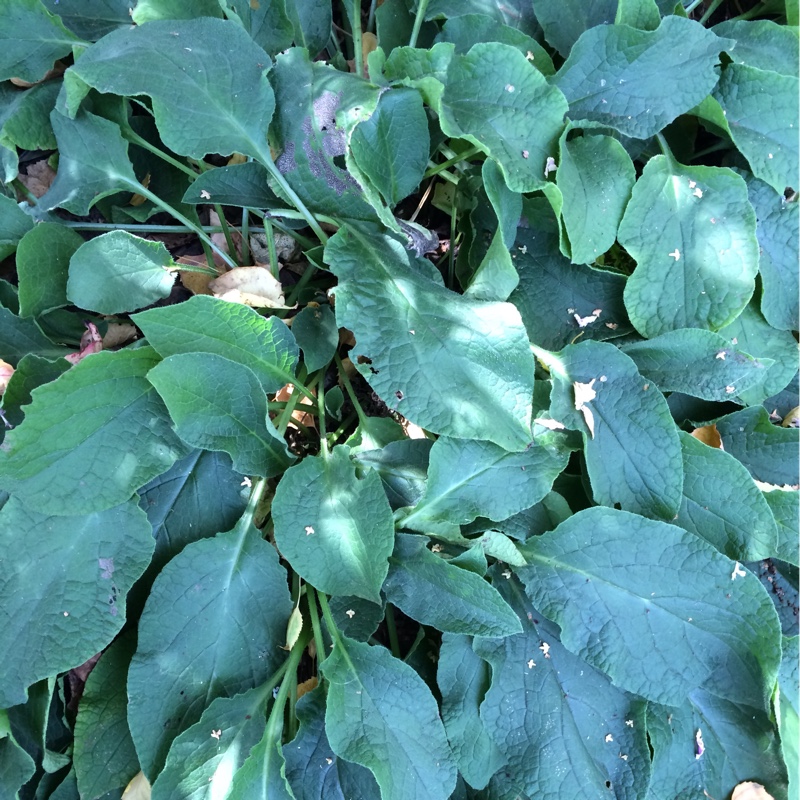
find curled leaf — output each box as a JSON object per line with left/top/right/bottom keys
{"left": 209, "top": 267, "right": 292, "bottom": 308}
{"left": 65, "top": 322, "right": 103, "bottom": 365}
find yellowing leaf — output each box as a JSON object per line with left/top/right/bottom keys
{"left": 691, "top": 424, "right": 723, "bottom": 449}
{"left": 0, "top": 359, "right": 14, "bottom": 394}
{"left": 122, "top": 771, "right": 151, "bottom": 800}
{"left": 573, "top": 379, "right": 597, "bottom": 438}
{"left": 284, "top": 603, "right": 303, "bottom": 650}
{"left": 209, "top": 267, "right": 291, "bottom": 308}
{"left": 731, "top": 782, "right": 775, "bottom": 800}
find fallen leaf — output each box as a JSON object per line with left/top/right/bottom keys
{"left": 781, "top": 405, "right": 800, "bottom": 428}
{"left": 731, "top": 782, "right": 775, "bottom": 800}
{"left": 121, "top": 771, "right": 151, "bottom": 800}
{"left": 573, "top": 379, "right": 597, "bottom": 438}
{"left": 65, "top": 322, "right": 103, "bottom": 365}
{"left": 177, "top": 254, "right": 221, "bottom": 295}
{"left": 275, "top": 383, "right": 316, "bottom": 430}
{"left": 297, "top": 676, "right": 318, "bottom": 699}
{"left": 209, "top": 266, "right": 292, "bottom": 308}
{"left": 102, "top": 323, "right": 137, "bottom": 350}
{"left": 690, "top": 424, "right": 723, "bottom": 449}
{"left": 18, "top": 160, "right": 57, "bottom": 197}
{"left": 0, "top": 360, "right": 14, "bottom": 394}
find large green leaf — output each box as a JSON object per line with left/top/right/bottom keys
{"left": 353, "top": 438, "right": 432, "bottom": 511}
{"left": 283, "top": 687, "right": 379, "bottom": 799}
{"left": 181, "top": 162, "right": 280, "bottom": 208}
{"left": 73, "top": 634, "right": 139, "bottom": 800}
{"left": 147, "top": 353, "right": 294, "bottom": 478}
{"left": 285, "top": 0, "right": 331, "bottom": 56}
{"left": 0, "top": 710, "right": 36, "bottom": 800}
{"left": 646, "top": 689, "right": 788, "bottom": 800}
{"left": 778, "top": 636, "right": 799, "bottom": 798}
{"left": 271, "top": 48, "right": 381, "bottom": 222}
{"left": 150, "top": 684, "right": 270, "bottom": 800}
{"left": 39, "top": 110, "right": 139, "bottom": 216}
{"left": 674, "top": 431, "right": 777, "bottom": 561}
{"left": 326, "top": 225, "right": 536, "bottom": 450}
{"left": 247, "top": 0, "right": 294, "bottom": 56}
{"left": 0, "top": 80, "right": 59, "bottom": 152}
{"left": 621, "top": 328, "right": 775, "bottom": 401}
{"left": 439, "top": 43, "right": 568, "bottom": 193}
{"left": 436, "top": 634, "right": 506, "bottom": 790}
{"left": 399, "top": 436, "right": 568, "bottom": 537}
{"left": 0, "top": 347, "right": 188, "bottom": 516}
{"left": 0, "top": 354, "right": 70, "bottom": 429}
{"left": 67, "top": 231, "right": 174, "bottom": 315}
{"left": 382, "top": 42, "right": 454, "bottom": 112}
{"left": 509, "top": 198, "right": 632, "bottom": 350}
{"left": 557, "top": 132, "right": 636, "bottom": 264}
{"left": 127, "top": 518, "right": 292, "bottom": 780}
{"left": 555, "top": 17, "right": 731, "bottom": 139}
{"left": 0, "top": 192, "right": 35, "bottom": 260}
{"left": 475, "top": 574, "right": 651, "bottom": 799}
{"left": 271, "top": 446, "right": 394, "bottom": 603}
{"left": 383, "top": 534, "right": 522, "bottom": 636}
{"left": 138, "top": 448, "right": 247, "bottom": 577}
{"left": 290, "top": 303, "right": 338, "bottom": 373}
{"left": 517, "top": 506, "right": 782, "bottom": 708}
{"left": 64, "top": 18, "right": 275, "bottom": 161}
{"left": 350, "top": 87, "right": 430, "bottom": 207}
{"left": 764, "top": 490, "right": 800, "bottom": 566}
{"left": 547, "top": 340, "right": 683, "bottom": 520}
{"left": 747, "top": 175, "right": 799, "bottom": 332}
{"left": 41, "top": 0, "right": 133, "bottom": 41}
{"left": 0, "top": 0, "right": 82, "bottom": 83}
{"left": 715, "top": 406, "right": 799, "bottom": 487}
{"left": 0, "top": 497, "right": 153, "bottom": 708}
{"left": 531, "top": 0, "right": 617, "bottom": 56}
{"left": 0, "top": 305, "right": 66, "bottom": 366}
{"left": 16, "top": 223, "right": 84, "bottom": 318}
{"left": 713, "top": 19, "right": 799, "bottom": 77}
{"left": 321, "top": 636, "right": 458, "bottom": 800}
{"left": 133, "top": 295, "right": 298, "bottom": 394}
{"left": 714, "top": 64, "right": 799, "bottom": 195}
{"left": 619, "top": 156, "right": 758, "bottom": 337}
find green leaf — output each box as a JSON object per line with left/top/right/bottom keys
{"left": 39, "top": 110, "right": 138, "bottom": 216}
{"left": 147, "top": 352, "right": 293, "bottom": 478}
{"left": 131, "top": 0, "right": 224, "bottom": 23}
{"left": 0, "top": 347, "right": 188, "bottom": 516}
{"left": 557, "top": 132, "right": 636, "bottom": 265}
{"left": 509, "top": 198, "right": 632, "bottom": 350}
{"left": 555, "top": 17, "right": 732, "bottom": 139}
{"left": 517, "top": 506, "right": 782, "bottom": 707}
{"left": 272, "top": 446, "right": 394, "bottom": 603}
{"left": 0, "top": 354, "right": 70, "bottom": 429}
{"left": 440, "top": 43, "right": 567, "bottom": 193}
{"left": 425, "top": 0, "right": 539, "bottom": 33}
{"left": 548, "top": 340, "right": 683, "bottom": 520}
{"left": 474, "top": 572, "right": 651, "bottom": 799}
{"left": 619, "top": 156, "right": 758, "bottom": 337}
{"left": 328, "top": 595, "right": 385, "bottom": 642}
{"left": 0, "top": 497, "right": 153, "bottom": 708}
{"left": 285, "top": 0, "right": 331, "bottom": 57}
{"left": 615, "top": 0, "right": 661, "bottom": 30}
{"left": 41, "top": 0, "right": 133, "bottom": 41}
{"left": 291, "top": 303, "right": 338, "bottom": 373}
{"left": 350, "top": 87, "right": 430, "bottom": 207}
{"left": 531, "top": 0, "right": 617, "bottom": 56}
{"left": 0, "top": 305, "right": 66, "bottom": 366}
{"left": 646, "top": 689, "right": 788, "bottom": 800}
{"left": 482, "top": 158, "right": 522, "bottom": 248}
{"left": 138, "top": 448, "right": 247, "bottom": 577}
{"left": 620, "top": 328, "right": 775, "bottom": 401}
{"left": 321, "top": 636, "right": 458, "bottom": 800}
{"left": 778, "top": 636, "right": 799, "bottom": 797}
{"left": 181, "top": 162, "right": 279, "bottom": 208}
{"left": 714, "top": 19, "right": 799, "bottom": 77}
{"left": 133, "top": 294, "right": 299, "bottom": 394}
{"left": 383, "top": 42, "right": 454, "bottom": 111}
{"left": 0, "top": 81, "right": 59, "bottom": 151}
{"left": 271, "top": 48, "right": 381, "bottom": 222}
{"left": 67, "top": 231, "right": 174, "bottom": 315}
{"left": 383, "top": 534, "right": 523, "bottom": 636}
{"left": 0, "top": 710, "right": 36, "bottom": 800}
{"left": 714, "top": 64, "right": 799, "bottom": 194}
{"left": 65, "top": 18, "right": 275, "bottom": 161}
{"left": 400, "top": 436, "right": 568, "bottom": 537}
{"left": 674, "top": 431, "right": 777, "bottom": 561}
{"left": 715, "top": 405, "right": 799, "bottom": 487}
{"left": 353, "top": 438, "right": 432, "bottom": 510}
{"left": 73, "top": 634, "right": 139, "bottom": 800}
{"left": 436, "top": 14, "right": 554, "bottom": 75}
{"left": 764, "top": 490, "right": 800, "bottom": 566}
{"left": 248, "top": 0, "right": 294, "bottom": 57}
{"left": 436, "top": 634, "right": 506, "bottom": 790}
{"left": 326, "top": 225, "right": 536, "bottom": 450}
{"left": 717, "top": 301, "right": 799, "bottom": 405}
{"left": 283, "top": 687, "right": 380, "bottom": 799}
{"left": 127, "top": 519, "right": 292, "bottom": 780}
{"left": 150, "top": 683, "right": 270, "bottom": 800}
{"left": 747, "top": 175, "right": 799, "bottom": 332}
{"left": 0, "top": 192, "right": 35, "bottom": 260}
{"left": 0, "top": 0, "right": 82, "bottom": 83}
{"left": 16, "top": 223, "right": 84, "bottom": 318}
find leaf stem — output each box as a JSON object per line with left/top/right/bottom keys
{"left": 384, "top": 604, "right": 402, "bottom": 658}
{"left": 240, "top": 207, "right": 251, "bottom": 264}
{"left": 264, "top": 216, "right": 281, "bottom": 279}
{"left": 306, "top": 586, "right": 328, "bottom": 673}
{"left": 264, "top": 208, "right": 340, "bottom": 228}
{"left": 283, "top": 262, "right": 319, "bottom": 307}
{"left": 316, "top": 591, "right": 343, "bottom": 650}
{"left": 214, "top": 204, "right": 240, "bottom": 264}
{"left": 655, "top": 132, "right": 679, "bottom": 172}
{"left": 423, "top": 145, "right": 483, "bottom": 179}
{"left": 335, "top": 353, "right": 368, "bottom": 424}
{"left": 698, "top": 0, "right": 726, "bottom": 24}
{"left": 316, "top": 372, "right": 329, "bottom": 459}
{"left": 122, "top": 127, "right": 199, "bottom": 180}
{"left": 352, "top": 0, "right": 364, "bottom": 77}
{"left": 241, "top": 478, "right": 268, "bottom": 530}
{"left": 408, "top": 0, "right": 430, "bottom": 47}
{"left": 264, "top": 627, "right": 311, "bottom": 737}
{"left": 366, "top": 0, "right": 378, "bottom": 32}
{"left": 128, "top": 182, "right": 238, "bottom": 268}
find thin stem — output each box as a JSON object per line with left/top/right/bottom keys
{"left": 316, "top": 591, "right": 344, "bottom": 650}
{"left": 447, "top": 189, "right": 457, "bottom": 288}
{"left": 384, "top": 604, "right": 402, "bottom": 659}
{"left": 264, "top": 208, "right": 339, "bottom": 228}
{"left": 316, "top": 372, "right": 329, "bottom": 459}
{"left": 690, "top": 140, "right": 730, "bottom": 161}
{"left": 264, "top": 216, "right": 281, "bottom": 280}
{"left": 241, "top": 478, "right": 268, "bottom": 530}
{"left": 352, "top": 0, "right": 364, "bottom": 77}
{"left": 335, "top": 353, "right": 368, "bottom": 424}
{"left": 684, "top": 0, "right": 704, "bottom": 15}
{"left": 366, "top": 0, "right": 378, "bottom": 32}
{"left": 698, "top": 0, "right": 725, "bottom": 24}
{"left": 423, "top": 145, "right": 483, "bottom": 179}
{"left": 409, "top": 179, "right": 435, "bottom": 223}
{"left": 129, "top": 182, "right": 238, "bottom": 268}
{"left": 122, "top": 128, "right": 199, "bottom": 180}
{"left": 264, "top": 627, "right": 311, "bottom": 739}
{"left": 12, "top": 179, "right": 37, "bottom": 204}
{"left": 284, "top": 263, "right": 320, "bottom": 308}
{"left": 327, "top": 410, "right": 357, "bottom": 446}
{"left": 408, "top": 0, "right": 430, "bottom": 47}
{"left": 214, "top": 204, "right": 240, "bottom": 265}
{"left": 268, "top": 401, "right": 319, "bottom": 415}
{"left": 240, "top": 208, "right": 251, "bottom": 264}
{"left": 57, "top": 222, "right": 270, "bottom": 233}
{"left": 655, "top": 132, "right": 679, "bottom": 171}
{"left": 306, "top": 586, "right": 328, "bottom": 672}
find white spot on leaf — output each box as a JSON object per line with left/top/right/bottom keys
{"left": 345, "top": 609, "right": 356, "bottom": 618}
{"left": 305, "top": 526, "right": 315, "bottom": 535}
{"left": 544, "top": 157, "right": 557, "bottom": 177}
{"left": 695, "top": 729, "right": 705, "bottom": 759}
{"left": 211, "top": 729, "right": 222, "bottom": 740}
{"left": 573, "top": 379, "right": 597, "bottom": 438}
{"left": 668, "top": 249, "right": 680, "bottom": 260}
{"left": 731, "top": 562, "right": 747, "bottom": 580}
{"left": 574, "top": 308, "right": 602, "bottom": 328}
{"left": 605, "top": 733, "right": 614, "bottom": 743}
{"left": 200, "top": 189, "right": 211, "bottom": 199}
